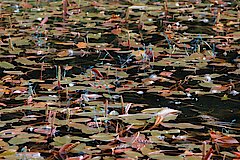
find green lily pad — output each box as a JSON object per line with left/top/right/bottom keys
{"left": 116, "top": 71, "right": 129, "bottom": 78}
{"left": 68, "top": 85, "right": 86, "bottom": 91}
{"left": 199, "top": 82, "right": 220, "bottom": 88}
{"left": 149, "top": 153, "right": 184, "bottom": 160}
{"left": 0, "top": 62, "right": 15, "bottom": 69}
{"left": 0, "top": 149, "right": 16, "bottom": 157}
{"left": 8, "top": 137, "right": 30, "bottom": 145}
{"left": 53, "top": 135, "right": 72, "bottom": 146}
{"left": 68, "top": 122, "right": 104, "bottom": 134}
{"left": 54, "top": 57, "right": 75, "bottom": 61}
{"left": 88, "top": 33, "right": 102, "bottom": 39}
{"left": 142, "top": 129, "right": 181, "bottom": 135}
{"left": 9, "top": 48, "right": 23, "bottom": 54}
{"left": 33, "top": 96, "right": 59, "bottom": 101}
{"left": 119, "top": 113, "right": 152, "bottom": 120}
{"left": 69, "top": 143, "right": 87, "bottom": 153}
{"left": 220, "top": 151, "right": 237, "bottom": 158}
{"left": 161, "top": 123, "right": 204, "bottom": 129}
{"left": 15, "top": 57, "right": 37, "bottom": 65}
{"left": 3, "top": 70, "right": 24, "bottom": 75}
{"left": 89, "top": 133, "right": 117, "bottom": 141}
{"left": 71, "top": 136, "right": 93, "bottom": 142}
{"left": 124, "top": 150, "right": 144, "bottom": 158}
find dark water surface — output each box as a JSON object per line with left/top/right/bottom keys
{"left": 0, "top": 0, "right": 240, "bottom": 159}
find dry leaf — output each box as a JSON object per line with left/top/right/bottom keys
{"left": 76, "top": 42, "right": 87, "bottom": 49}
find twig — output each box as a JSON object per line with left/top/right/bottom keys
{"left": 104, "top": 99, "right": 108, "bottom": 117}
{"left": 202, "top": 141, "right": 206, "bottom": 160}
{"left": 164, "top": 0, "right": 168, "bottom": 19}
{"left": 120, "top": 95, "right": 124, "bottom": 114}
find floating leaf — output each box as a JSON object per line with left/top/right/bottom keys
{"left": 88, "top": 33, "right": 101, "bottom": 39}
{"left": 3, "top": 70, "right": 24, "bottom": 75}
{"left": 53, "top": 135, "right": 72, "bottom": 146}
{"left": 9, "top": 48, "right": 23, "bottom": 54}
{"left": 68, "top": 122, "right": 104, "bottom": 134}
{"left": 149, "top": 153, "right": 184, "bottom": 160}
{"left": 54, "top": 57, "right": 75, "bottom": 61}
{"left": 89, "top": 133, "right": 117, "bottom": 141}
{"left": 0, "top": 62, "right": 15, "bottom": 69}
{"left": 69, "top": 143, "right": 86, "bottom": 153}
{"left": 210, "top": 131, "right": 239, "bottom": 145}
{"left": 15, "top": 57, "right": 37, "bottom": 65}
{"left": 229, "top": 69, "right": 240, "bottom": 75}
{"left": 221, "top": 94, "right": 229, "bottom": 101}
{"left": 220, "top": 151, "right": 236, "bottom": 158}
{"left": 9, "top": 137, "right": 30, "bottom": 145}
{"left": 76, "top": 42, "right": 87, "bottom": 48}
{"left": 0, "top": 149, "right": 16, "bottom": 157}
{"left": 161, "top": 123, "right": 204, "bottom": 129}
{"left": 199, "top": 82, "right": 220, "bottom": 88}
{"left": 57, "top": 50, "right": 69, "bottom": 57}
{"left": 142, "top": 129, "right": 181, "bottom": 135}
{"left": 16, "top": 152, "right": 44, "bottom": 159}
{"left": 33, "top": 96, "right": 59, "bottom": 101}
{"left": 124, "top": 150, "right": 144, "bottom": 158}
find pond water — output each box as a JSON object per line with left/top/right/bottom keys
{"left": 0, "top": 0, "right": 239, "bottom": 159}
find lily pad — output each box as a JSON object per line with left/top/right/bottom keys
{"left": 15, "top": 57, "right": 37, "bottom": 65}
{"left": 8, "top": 137, "right": 30, "bottom": 145}
{"left": 52, "top": 135, "right": 72, "bottom": 146}
{"left": 124, "top": 150, "right": 144, "bottom": 158}
{"left": 0, "top": 62, "right": 15, "bottom": 69}
{"left": 89, "top": 133, "right": 117, "bottom": 141}
{"left": 161, "top": 123, "right": 204, "bottom": 129}
{"left": 149, "top": 153, "right": 184, "bottom": 160}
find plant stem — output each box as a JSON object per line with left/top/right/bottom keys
{"left": 40, "top": 62, "right": 44, "bottom": 80}
{"left": 164, "top": 0, "right": 168, "bottom": 19}
{"left": 120, "top": 95, "right": 124, "bottom": 114}
{"left": 202, "top": 141, "right": 206, "bottom": 160}
{"left": 104, "top": 99, "right": 108, "bottom": 117}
